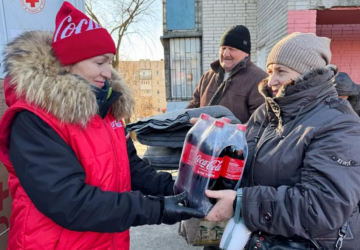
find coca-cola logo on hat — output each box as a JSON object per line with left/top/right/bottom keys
{"left": 53, "top": 15, "right": 101, "bottom": 42}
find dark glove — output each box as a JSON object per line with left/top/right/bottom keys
{"left": 161, "top": 192, "right": 205, "bottom": 225}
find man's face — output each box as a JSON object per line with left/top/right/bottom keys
{"left": 219, "top": 46, "right": 249, "bottom": 72}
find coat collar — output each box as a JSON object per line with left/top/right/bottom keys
{"left": 210, "top": 57, "right": 250, "bottom": 87}
{"left": 258, "top": 65, "right": 338, "bottom": 130}
{"left": 210, "top": 56, "right": 250, "bottom": 75}
{"left": 3, "top": 31, "right": 134, "bottom": 127}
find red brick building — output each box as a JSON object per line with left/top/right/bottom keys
{"left": 256, "top": 0, "right": 360, "bottom": 83}
{"left": 288, "top": 8, "right": 360, "bottom": 83}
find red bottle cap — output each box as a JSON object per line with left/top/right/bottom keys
{"left": 221, "top": 117, "right": 231, "bottom": 123}
{"left": 237, "top": 124, "right": 247, "bottom": 131}
{"left": 215, "top": 121, "right": 224, "bottom": 127}
{"left": 200, "top": 113, "right": 210, "bottom": 120}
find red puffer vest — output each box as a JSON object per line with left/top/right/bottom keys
{"left": 0, "top": 99, "right": 132, "bottom": 250}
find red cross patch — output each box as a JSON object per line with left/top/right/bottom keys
{"left": 20, "top": 0, "right": 45, "bottom": 14}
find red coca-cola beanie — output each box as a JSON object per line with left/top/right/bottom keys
{"left": 52, "top": 1, "right": 116, "bottom": 66}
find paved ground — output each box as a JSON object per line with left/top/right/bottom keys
{"left": 130, "top": 141, "right": 202, "bottom": 250}
{"left": 130, "top": 224, "right": 202, "bottom": 250}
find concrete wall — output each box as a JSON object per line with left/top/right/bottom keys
{"left": 309, "top": 0, "right": 360, "bottom": 9}
{"left": 287, "top": 0, "right": 359, "bottom": 11}
{"left": 257, "top": 0, "right": 288, "bottom": 69}
{"left": 202, "top": 0, "right": 259, "bottom": 72}
{"left": 288, "top": 0, "right": 310, "bottom": 10}
{"left": 288, "top": 0, "right": 360, "bottom": 10}
{"left": 317, "top": 24, "right": 360, "bottom": 83}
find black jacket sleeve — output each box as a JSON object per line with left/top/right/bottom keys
{"left": 9, "top": 111, "right": 163, "bottom": 233}
{"left": 127, "top": 139, "right": 174, "bottom": 196}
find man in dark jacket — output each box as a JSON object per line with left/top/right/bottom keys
{"left": 186, "top": 25, "right": 267, "bottom": 123}
{"left": 334, "top": 72, "right": 360, "bottom": 116}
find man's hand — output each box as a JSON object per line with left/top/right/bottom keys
{"left": 205, "top": 190, "right": 237, "bottom": 221}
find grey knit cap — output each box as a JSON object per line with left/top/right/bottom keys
{"left": 266, "top": 32, "right": 332, "bottom": 74}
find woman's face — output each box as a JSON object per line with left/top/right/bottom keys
{"left": 267, "top": 64, "right": 301, "bottom": 97}
{"left": 68, "top": 53, "right": 114, "bottom": 88}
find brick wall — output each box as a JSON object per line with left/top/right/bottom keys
{"left": 202, "top": 0, "right": 259, "bottom": 72}
{"left": 308, "top": 0, "right": 360, "bottom": 9}
{"left": 257, "top": 0, "right": 288, "bottom": 70}
{"left": 317, "top": 24, "right": 360, "bottom": 83}
{"left": 0, "top": 79, "right": 6, "bottom": 120}
{"left": 287, "top": 10, "right": 317, "bottom": 34}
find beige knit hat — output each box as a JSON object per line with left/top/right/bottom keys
{"left": 266, "top": 32, "right": 332, "bottom": 74}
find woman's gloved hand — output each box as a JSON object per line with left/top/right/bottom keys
{"left": 161, "top": 192, "right": 205, "bottom": 225}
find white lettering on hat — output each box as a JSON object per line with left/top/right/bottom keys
{"left": 76, "top": 19, "right": 89, "bottom": 34}
{"left": 54, "top": 15, "right": 101, "bottom": 42}
{"left": 87, "top": 19, "right": 100, "bottom": 31}
{"left": 54, "top": 15, "right": 72, "bottom": 42}
{"left": 61, "top": 22, "right": 76, "bottom": 40}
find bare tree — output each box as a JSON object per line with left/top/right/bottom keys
{"left": 85, "top": 0, "right": 158, "bottom": 69}
{"left": 136, "top": 96, "right": 154, "bottom": 118}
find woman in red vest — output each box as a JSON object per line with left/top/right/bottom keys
{"left": 0, "top": 2, "right": 203, "bottom": 249}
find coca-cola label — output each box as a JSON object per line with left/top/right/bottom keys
{"left": 193, "top": 151, "right": 223, "bottom": 179}
{"left": 221, "top": 156, "right": 244, "bottom": 180}
{"left": 181, "top": 142, "right": 198, "bottom": 166}
{"left": 53, "top": 15, "right": 101, "bottom": 43}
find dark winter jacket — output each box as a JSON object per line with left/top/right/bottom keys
{"left": 0, "top": 31, "right": 174, "bottom": 250}
{"left": 186, "top": 57, "right": 267, "bottom": 123}
{"left": 242, "top": 66, "right": 360, "bottom": 250}
{"left": 334, "top": 72, "right": 360, "bottom": 116}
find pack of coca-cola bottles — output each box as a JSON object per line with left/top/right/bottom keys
{"left": 174, "top": 114, "right": 248, "bottom": 215}
{"left": 174, "top": 113, "right": 215, "bottom": 196}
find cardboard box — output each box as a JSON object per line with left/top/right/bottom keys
{"left": 0, "top": 162, "right": 10, "bottom": 250}
{"left": 179, "top": 218, "right": 228, "bottom": 246}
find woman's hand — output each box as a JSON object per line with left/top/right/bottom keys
{"left": 205, "top": 190, "right": 237, "bottom": 221}
{"left": 189, "top": 118, "right": 198, "bottom": 124}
